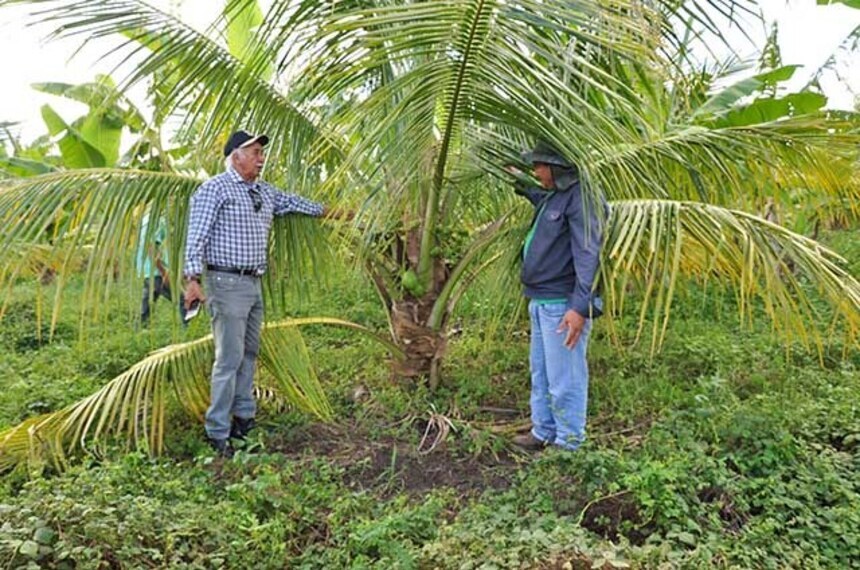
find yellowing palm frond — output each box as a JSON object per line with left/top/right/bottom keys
{"left": 602, "top": 199, "right": 860, "bottom": 352}
{"left": 0, "top": 317, "right": 402, "bottom": 475}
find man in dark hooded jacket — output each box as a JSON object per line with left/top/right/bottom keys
{"left": 510, "top": 141, "right": 606, "bottom": 451}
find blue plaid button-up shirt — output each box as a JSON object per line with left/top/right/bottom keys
{"left": 184, "top": 166, "right": 324, "bottom": 277}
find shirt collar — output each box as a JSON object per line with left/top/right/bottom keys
{"left": 226, "top": 165, "right": 259, "bottom": 186}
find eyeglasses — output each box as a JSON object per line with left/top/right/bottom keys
{"left": 248, "top": 186, "right": 262, "bottom": 212}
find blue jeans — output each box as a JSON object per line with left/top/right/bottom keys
{"left": 204, "top": 271, "right": 264, "bottom": 440}
{"left": 528, "top": 300, "right": 592, "bottom": 450}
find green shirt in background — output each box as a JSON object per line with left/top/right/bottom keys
{"left": 136, "top": 213, "right": 168, "bottom": 278}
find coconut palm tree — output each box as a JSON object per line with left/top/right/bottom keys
{"left": 0, "top": 0, "right": 858, "bottom": 464}
{"left": 296, "top": 0, "right": 860, "bottom": 376}
{"left": 1, "top": 0, "right": 858, "bottom": 363}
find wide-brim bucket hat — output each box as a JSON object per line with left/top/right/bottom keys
{"left": 521, "top": 140, "right": 573, "bottom": 168}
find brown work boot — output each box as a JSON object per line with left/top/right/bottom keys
{"left": 512, "top": 432, "right": 551, "bottom": 451}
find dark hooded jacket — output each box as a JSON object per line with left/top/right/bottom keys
{"left": 516, "top": 165, "right": 606, "bottom": 318}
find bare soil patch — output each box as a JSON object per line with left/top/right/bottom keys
{"left": 267, "top": 421, "right": 521, "bottom": 498}
{"left": 579, "top": 491, "right": 651, "bottom": 544}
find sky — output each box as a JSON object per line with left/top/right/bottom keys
{"left": 0, "top": 0, "right": 858, "bottom": 145}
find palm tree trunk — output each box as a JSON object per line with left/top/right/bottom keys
{"left": 386, "top": 249, "right": 451, "bottom": 383}
{"left": 390, "top": 296, "right": 448, "bottom": 380}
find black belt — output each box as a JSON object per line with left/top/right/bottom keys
{"left": 206, "top": 264, "right": 261, "bottom": 277}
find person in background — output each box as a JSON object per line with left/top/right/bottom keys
{"left": 137, "top": 212, "right": 185, "bottom": 327}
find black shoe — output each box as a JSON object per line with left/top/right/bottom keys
{"left": 206, "top": 436, "right": 234, "bottom": 458}
{"left": 230, "top": 417, "right": 256, "bottom": 440}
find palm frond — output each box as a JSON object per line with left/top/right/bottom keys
{"left": 0, "top": 317, "right": 401, "bottom": 475}
{"left": 587, "top": 116, "right": 860, "bottom": 209}
{"left": 602, "top": 199, "right": 860, "bottom": 353}
{"left": 301, "top": 2, "right": 656, "bottom": 171}
{"left": 7, "top": 0, "right": 342, "bottom": 180}
{"left": 0, "top": 168, "right": 334, "bottom": 327}
{"left": 0, "top": 240, "right": 90, "bottom": 336}
{"left": 0, "top": 168, "right": 197, "bottom": 328}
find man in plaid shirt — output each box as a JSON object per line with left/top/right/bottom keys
{"left": 183, "top": 130, "right": 326, "bottom": 457}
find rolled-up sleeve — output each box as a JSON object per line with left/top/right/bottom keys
{"left": 267, "top": 183, "right": 324, "bottom": 217}
{"left": 183, "top": 182, "right": 223, "bottom": 277}
{"left": 566, "top": 187, "right": 605, "bottom": 318}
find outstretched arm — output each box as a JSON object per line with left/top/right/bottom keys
{"left": 505, "top": 166, "right": 545, "bottom": 205}
{"left": 268, "top": 184, "right": 324, "bottom": 217}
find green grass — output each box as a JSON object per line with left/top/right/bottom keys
{"left": 1, "top": 230, "right": 858, "bottom": 569}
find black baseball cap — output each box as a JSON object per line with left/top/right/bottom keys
{"left": 223, "top": 130, "right": 270, "bottom": 157}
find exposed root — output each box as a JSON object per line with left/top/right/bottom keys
{"left": 417, "top": 408, "right": 456, "bottom": 455}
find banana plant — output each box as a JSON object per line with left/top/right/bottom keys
{"left": 0, "top": 122, "right": 59, "bottom": 177}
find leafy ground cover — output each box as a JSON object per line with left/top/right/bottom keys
{"left": 1, "top": 231, "right": 858, "bottom": 569}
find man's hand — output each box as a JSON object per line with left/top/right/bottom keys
{"left": 184, "top": 279, "right": 205, "bottom": 310}
{"left": 322, "top": 207, "right": 355, "bottom": 222}
{"left": 156, "top": 258, "right": 169, "bottom": 286}
{"left": 557, "top": 309, "right": 586, "bottom": 349}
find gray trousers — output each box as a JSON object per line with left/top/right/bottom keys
{"left": 204, "top": 271, "right": 264, "bottom": 439}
